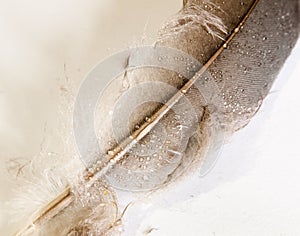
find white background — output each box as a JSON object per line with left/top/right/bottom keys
{"left": 0, "top": 0, "right": 299, "bottom": 235}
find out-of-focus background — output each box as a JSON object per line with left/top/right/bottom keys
{"left": 0, "top": 0, "right": 299, "bottom": 235}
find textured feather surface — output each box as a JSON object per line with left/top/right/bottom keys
{"left": 94, "top": 0, "right": 299, "bottom": 191}
{"left": 10, "top": 170, "right": 68, "bottom": 223}
{"left": 7, "top": 0, "right": 299, "bottom": 235}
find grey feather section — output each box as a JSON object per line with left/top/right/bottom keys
{"left": 161, "top": 0, "right": 299, "bottom": 130}
{"left": 93, "top": 0, "right": 299, "bottom": 192}
{"left": 207, "top": 0, "right": 299, "bottom": 130}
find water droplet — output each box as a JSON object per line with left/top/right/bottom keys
{"left": 143, "top": 175, "right": 149, "bottom": 181}
{"left": 107, "top": 150, "right": 114, "bottom": 156}
{"left": 121, "top": 160, "right": 126, "bottom": 165}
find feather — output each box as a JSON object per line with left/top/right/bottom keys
{"left": 92, "top": 0, "right": 299, "bottom": 190}
{"left": 9, "top": 0, "right": 299, "bottom": 235}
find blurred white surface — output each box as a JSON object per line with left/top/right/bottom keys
{"left": 0, "top": 1, "right": 299, "bottom": 235}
